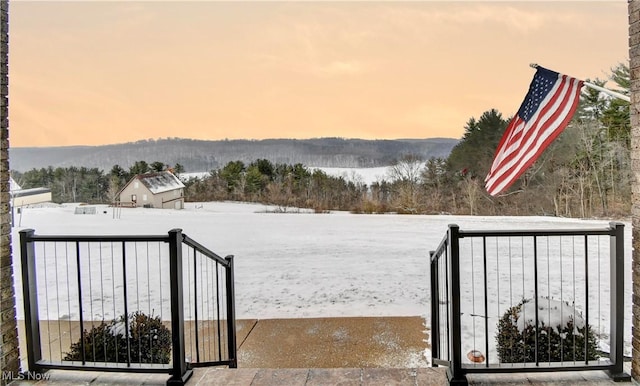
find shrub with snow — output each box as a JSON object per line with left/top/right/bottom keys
{"left": 496, "top": 297, "right": 598, "bottom": 363}
{"left": 64, "top": 311, "right": 171, "bottom": 364}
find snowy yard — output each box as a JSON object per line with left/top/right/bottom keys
{"left": 10, "top": 201, "right": 633, "bottom": 361}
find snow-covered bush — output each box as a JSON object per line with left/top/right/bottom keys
{"left": 64, "top": 311, "right": 171, "bottom": 364}
{"left": 496, "top": 297, "right": 598, "bottom": 363}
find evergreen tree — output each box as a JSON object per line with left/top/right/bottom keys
{"left": 244, "top": 165, "right": 265, "bottom": 196}
{"left": 250, "top": 159, "right": 275, "bottom": 181}
{"left": 129, "top": 160, "right": 150, "bottom": 176}
{"left": 172, "top": 163, "right": 185, "bottom": 176}
{"left": 446, "top": 109, "right": 508, "bottom": 179}
{"left": 150, "top": 161, "right": 166, "bottom": 172}
{"left": 219, "top": 161, "right": 245, "bottom": 193}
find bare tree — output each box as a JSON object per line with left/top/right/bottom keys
{"left": 459, "top": 175, "right": 481, "bottom": 215}
{"left": 388, "top": 154, "right": 425, "bottom": 213}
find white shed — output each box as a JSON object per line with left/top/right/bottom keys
{"left": 116, "top": 171, "right": 185, "bottom": 209}
{"left": 11, "top": 187, "right": 52, "bottom": 206}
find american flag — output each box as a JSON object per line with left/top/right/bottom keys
{"left": 485, "top": 66, "right": 583, "bottom": 196}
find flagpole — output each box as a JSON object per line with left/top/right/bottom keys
{"left": 582, "top": 81, "right": 630, "bottom": 102}
{"left": 529, "top": 63, "right": 630, "bottom": 102}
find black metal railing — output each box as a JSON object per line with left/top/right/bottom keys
{"left": 180, "top": 234, "right": 236, "bottom": 368}
{"left": 430, "top": 222, "right": 630, "bottom": 385}
{"left": 19, "top": 228, "right": 236, "bottom": 386}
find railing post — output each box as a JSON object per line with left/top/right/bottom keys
{"left": 225, "top": 255, "right": 237, "bottom": 368}
{"left": 75, "top": 241, "right": 85, "bottom": 365}
{"left": 447, "top": 224, "right": 467, "bottom": 385}
{"left": 19, "top": 229, "right": 44, "bottom": 374}
{"left": 430, "top": 250, "right": 439, "bottom": 366}
{"left": 607, "top": 222, "right": 631, "bottom": 381}
{"left": 167, "top": 229, "right": 192, "bottom": 386}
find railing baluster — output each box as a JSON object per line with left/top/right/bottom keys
{"left": 572, "top": 236, "right": 578, "bottom": 362}
{"left": 533, "top": 236, "right": 539, "bottom": 366}
{"left": 146, "top": 242, "right": 152, "bottom": 363}
{"left": 45, "top": 242, "right": 54, "bottom": 362}
{"left": 122, "top": 241, "right": 131, "bottom": 367}
{"left": 584, "top": 234, "right": 589, "bottom": 364}
{"left": 482, "top": 237, "right": 489, "bottom": 367}
{"left": 546, "top": 238, "right": 551, "bottom": 364}
{"left": 216, "top": 259, "right": 222, "bottom": 361}
{"left": 75, "top": 241, "right": 85, "bottom": 365}
{"left": 193, "top": 246, "right": 200, "bottom": 363}
{"left": 110, "top": 242, "right": 119, "bottom": 364}
{"left": 209, "top": 255, "right": 213, "bottom": 361}
{"left": 99, "top": 242, "right": 106, "bottom": 362}
{"left": 429, "top": 250, "right": 439, "bottom": 366}
{"left": 559, "top": 235, "right": 565, "bottom": 362}
{"left": 65, "top": 242, "right": 73, "bottom": 360}
{"left": 470, "top": 238, "right": 477, "bottom": 358}
{"left": 495, "top": 237, "right": 501, "bottom": 362}
{"left": 87, "top": 242, "right": 96, "bottom": 363}
{"left": 444, "top": 240, "right": 451, "bottom": 363}
{"left": 441, "top": 249, "right": 447, "bottom": 362}
{"left": 134, "top": 242, "right": 140, "bottom": 364}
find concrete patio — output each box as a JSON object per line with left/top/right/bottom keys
{"left": 9, "top": 316, "right": 638, "bottom": 385}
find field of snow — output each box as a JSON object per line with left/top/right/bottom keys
{"left": 10, "top": 201, "right": 633, "bottom": 362}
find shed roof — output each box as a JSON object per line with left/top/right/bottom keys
{"left": 11, "top": 187, "right": 51, "bottom": 198}
{"left": 136, "top": 171, "right": 185, "bottom": 194}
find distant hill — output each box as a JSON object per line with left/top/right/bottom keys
{"left": 9, "top": 137, "right": 459, "bottom": 172}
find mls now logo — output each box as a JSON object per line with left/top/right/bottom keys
{"left": 1, "top": 371, "right": 51, "bottom": 381}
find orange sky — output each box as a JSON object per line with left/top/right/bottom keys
{"left": 8, "top": 1, "right": 629, "bottom": 147}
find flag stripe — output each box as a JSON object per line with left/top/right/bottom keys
{"left": 497, "top": 77, "right": 579, "bottom": 184}
{"left": 485, "top": 68, "right": 583, "bottom": 196}
{"left": 487, "top": 78, "right": 580, "bottom": 194}
{"left": 487, "top": 76, "right": 577, "bottom": 192}
{"left": 488, "top": 75, "right": 572, "bottom": 181}
{"left": 487, "top": 90, "right": 579, "bottom": 194}
{"left": 487, "top": 80, "right": 579, "bottom": 194}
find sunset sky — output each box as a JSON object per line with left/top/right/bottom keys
{"left": 9, "top": 1, "right": 629, "bottom": 147}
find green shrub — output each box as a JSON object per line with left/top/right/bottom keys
{"left": 496, "top": 297, "right": 599, "bottom": 363}
{"left": 64, "top": 311, "right": 171, "bottom": 364}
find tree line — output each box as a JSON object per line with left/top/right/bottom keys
{"left": 438, "top": 64, "right": 631, "bottom": 217}
{"left": 12, "top": 64, "right": 630, "bottom": 218}
{"left": 12, "top": 161, "right": 184, "bottom": 204}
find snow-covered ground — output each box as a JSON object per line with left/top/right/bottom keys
{"left": 10, "top": 201, "right": 632, "bottom": 363}
{"left": 309, "top": 166, "right": 391, "bottom": 186}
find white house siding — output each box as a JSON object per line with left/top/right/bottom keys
{"left": 118, "top": 181, "right": 153, "bottom": 207}
{"left": 117, "top": 172, "right": 184, "bottom": 209}
{"left": 152, "top": 190, "right": 184, "bottom": 209}
{"left": 11, "top": 192, "right": 52, "bottom": 206}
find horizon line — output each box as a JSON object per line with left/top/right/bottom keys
{"left": 11, "top": 136, "right": 460, "bottom": 149}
